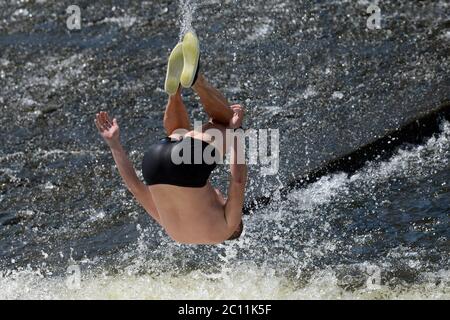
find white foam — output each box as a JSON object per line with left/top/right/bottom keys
{"left": 0, "top": 168, "right": 21, "bottom": 183}
{"left": 332, "top": 91, "right": 344, "bottom": 100}
{"left": 34, "top": 149, "right": 106, "bottom": 158}
{"left": 1, "top": 113, "right": 447, "bottom": 300}
{"left": 34, "top": 54, "right": 88, "bottom": 89}
{"left": 43, "top": 182, "right": 56, "bottom": 190}
{"left": 0, "top": 264, "right": 448, "bottom": 300}
{"left": 0, "top": 152, "right": 25, "bottom": 163}
{"left": 258, "top": 105, "right": 283, "bottom": 116}
{"left": 302, "top": 85, "right": 318, "bottom": 99}
{"left": 21, "top": 97, "right": 39, "bottom": 108}
{"left": 12, "top": 9, "right": 30, "bottom": 17}
{"left": 288, "top": 121, "right": 450, "bottom": 210}
{"left": 0, "top": 58, "right": 10, "bottom": 66}
{"left": 247, "top": 20, "right": 273, "bottom": 42}
{"left": 288, "top": 173, "right": 349, "bottom": 211}
{"left": 248, "top": 24, "right": 273, "bottom": 41}
{"left": 443, "top": 31, "right": 450, "bottom": 41}
{"left": 99, "top": 16, "right": 137, "bottom": 29}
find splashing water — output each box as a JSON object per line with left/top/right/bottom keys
{"left": 1, "top": 121, "right": 449, "bottom": 299}
{"left": 0, "top": 0, "right": 448, "bottom": 300}
{"left": 178, "top": 0, "right": 198, "bottom": 39}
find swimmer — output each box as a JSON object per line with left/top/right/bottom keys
{"left": 95, "top": 32, "right": 247, "bottom": 245}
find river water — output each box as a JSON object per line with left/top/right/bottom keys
{"left": 0, "top": 0, "right": 449, "bottom": 299}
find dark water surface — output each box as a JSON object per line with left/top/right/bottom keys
{"left": 0, "top": 0, "right": 449, "bottom": 298}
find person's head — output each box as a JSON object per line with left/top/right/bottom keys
{"left": 227, "top": 221, "right": 243, "bottom": 241}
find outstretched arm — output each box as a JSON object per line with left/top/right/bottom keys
{"left": 95, "top": 112, "right": 161, "bottom": 224}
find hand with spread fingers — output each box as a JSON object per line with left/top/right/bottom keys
{"left": 95, "top": 111, "right": 120, "bottom": 148}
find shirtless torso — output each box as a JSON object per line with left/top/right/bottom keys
{"left": 149, "top": 183, "right": 229, "bottom": 244}
{"left": 95, "top": 93, "right": 247, "bottom": 245}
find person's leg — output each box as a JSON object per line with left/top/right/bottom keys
{"left": 192, "top": 74, "right": 234, "bottom": 125}
{"left": 163, "top": 86, "right": 191, "bottom": 136}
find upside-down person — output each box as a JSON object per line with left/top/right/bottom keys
{"left": 95, "top": 32, "right": 247, "bottom": 244}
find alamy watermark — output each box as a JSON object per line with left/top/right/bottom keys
{"left": 365, "top": 265, "right": 382, "bottom": 291}
{"left": 65, "top": 3, "right": 383, "bottom": 33}
{"left": 169, "top": 121, "right": 280, "bottom": 176}
{"left": 367, "top": 3, "right": 382, "bottom": 30}
{"left": 336, "top": 265, "right": 384, "bottom": 292}
{"left": 66, "top": 5, "right": 81, "bottom": 30}
{"left": 66, "top": 264, "right": 81, "bottom": 290}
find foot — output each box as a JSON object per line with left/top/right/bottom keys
{"left": 180, "top": 31, "right": 200, "bottom": 88}
{"left": 165, "top": 43, "right": 184, "bottom": 96}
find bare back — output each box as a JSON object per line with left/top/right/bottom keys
{"left": 148, "top": 183, "right": 229, "bottom": 244}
